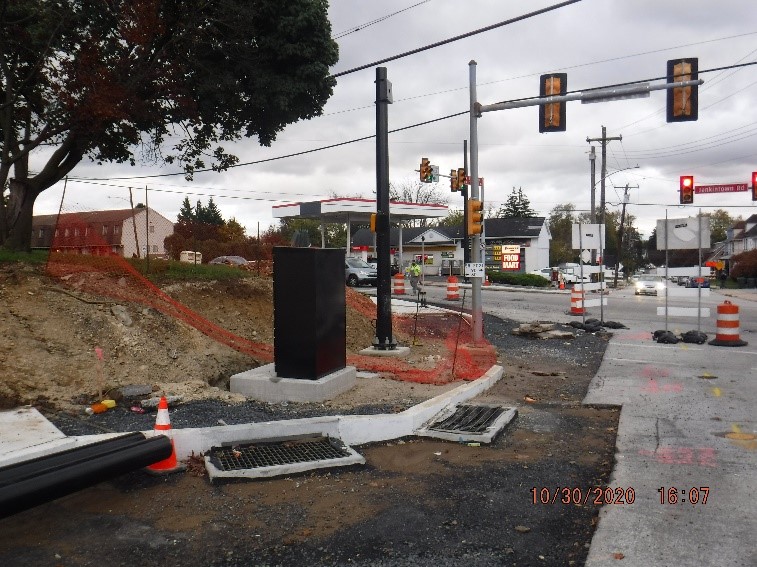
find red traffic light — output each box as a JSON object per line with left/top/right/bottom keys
{"left": 679, "top": 175, "right": 694, "bottom": 204}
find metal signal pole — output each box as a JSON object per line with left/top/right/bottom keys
{"left": 469, "top": 61, "right": 483, "bottom": 344}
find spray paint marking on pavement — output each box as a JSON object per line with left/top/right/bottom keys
{"left": 711, "top": 387, "right": 722, "bottom": 397}
{"left": 726, "top": 424, "right": 757, "bottom": 451}
{"left": 641, "top": 366, "right": 671, "bottom": 379}
{"left": 637, "top": 447, "right": 717, "bottom": 467}
{"left": 641, "top": 379, "right": 683, "bottom": 394}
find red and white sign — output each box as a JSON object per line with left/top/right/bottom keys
{"left": 501, "top": 245, "right": 521, "bottom": 271}
{"left": 695, "top": 183, "right": 748, "bottom": 194}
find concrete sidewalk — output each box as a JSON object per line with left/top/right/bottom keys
{"left": 583, "top": 321, "right": 757, "bottom": 566}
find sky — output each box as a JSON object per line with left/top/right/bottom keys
{"left": 32, "top": 0, "right": 757, "bottom": 239}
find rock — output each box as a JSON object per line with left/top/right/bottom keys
{"left": 111, "top": 304, "right": 133, "bottom": 326}
{"left": 514, "top": 525, "right": 531, "bottom": 533}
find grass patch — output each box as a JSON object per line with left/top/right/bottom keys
{"left": 128, "top": 258, "right": 251, "bottom": 283}
{"left": 0, "top": 249, "right": 49, "bottom": 265}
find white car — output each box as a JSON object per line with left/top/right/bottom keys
{"left": 634, "top": 275, "right": 666, "bottom": 295}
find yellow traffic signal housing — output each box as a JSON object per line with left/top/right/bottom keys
{"left": 420, "top": 157, "right": 431, "bottom": 183}
{"left": 457, "top": 168, "right": 466, "bottom": 189}
{"left": 369, "top": 213, "right": 377, "bottom": 232}
{"left": 752, "top": 172, "right": 757, "bottom": 202}
{"left": 667, "top": 58, "right": 698, "bottom": 122}
{"left": 539, "top": 73, "right": 567, "bottom": 133}
{"left": 679, "top": 175, "right": 694, "bottom": 204}
{"left": 466, "top": 199, "right": 484, "bottom": 236}
{"left": 450, "top": 169, "right": 459, "bottom": 191}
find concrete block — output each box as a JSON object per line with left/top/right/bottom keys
{"left": 230, "top": 363, "right": 356, "bottom": 403}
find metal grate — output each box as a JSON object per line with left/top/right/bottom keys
{"left": 429, "top": 404, "right": 505, "bottom": 435}
{"left": 208, "top": 436, "right": 352, "bottom": 472}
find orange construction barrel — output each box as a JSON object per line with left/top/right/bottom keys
{"left": 446, "top": 276, "right": 459, "bottom": 300}
{"left": 393, "top": 272, "right": 405, "bottom": 295}
{"left": 708, "top": 300, "right": 747, "bottom": 346}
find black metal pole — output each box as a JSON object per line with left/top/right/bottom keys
{"left": 374, "top": 67, "right": 395, "bottom": 349}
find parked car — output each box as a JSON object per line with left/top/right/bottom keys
{"left": 685, "top": 277, "right": 710, "bottom": 288}
{"left": 208, "top": 255, "right": 249, "bottom": 267}
{"left": 345, "top": 257, "right": 377, "bottom": 287}
{"left": 634, "top": 275, "right": 666, "bottom": 295}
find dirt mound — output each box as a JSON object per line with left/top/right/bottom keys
{"left": 0, "top": 263, "right": 465, "bottom": 412}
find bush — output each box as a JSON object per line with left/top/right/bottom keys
{"left": 730, "top": 249, "right": 757, "bottom": 279}
{"left": 485, "top": 270, "right": 552, "bottom": 287}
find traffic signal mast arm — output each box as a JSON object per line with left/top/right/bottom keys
{"left": 477, "top": 79, "right": 703, "bottom": 114}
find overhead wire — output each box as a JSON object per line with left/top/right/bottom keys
{"left": 331, "top": 1, "right": 430, "bottom": 40}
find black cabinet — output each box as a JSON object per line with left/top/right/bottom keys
{"left": 273, "top": 247, "right": 346, "bottom": 379}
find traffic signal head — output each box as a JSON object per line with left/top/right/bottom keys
{"left": 667, "top": 58, "right": 698, "bottom": 122}
{"left": 539, "top": 73, "right": 567, "bottom": 133}
{"left": 679, "top": 175, "right": 694, "bottom": 204}
{"left": 457, "top": 168, "right": 466, "bottom": 189}
{"left": 369, "top": 213, "right": 377, "bottom": 233}
{"left": 752, "top": 171, "right": 757, "bottom": 201}
{"left": 450, "top": 169, "right": 459, "bottom": 191}
{"left": 466, "top": 199, "right": 484, "bottom": 236}
{"left": 420, "top": 157, "right": 431, "bottom": 183}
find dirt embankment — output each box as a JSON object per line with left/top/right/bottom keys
{"left": 0, "top": 263, "right": 384, "bottom": 412}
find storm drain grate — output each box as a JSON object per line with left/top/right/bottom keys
{"left": 429, "top": 404, "right": 505, "bottom": 434}
{"left": 209, "top": 436, "right": 351, "bottom": 471}
{"left": 416, "top": 403, "right": 517, "bottom": 444}
{"left": 204, "top": 435, "right": 365, "bottom": 481}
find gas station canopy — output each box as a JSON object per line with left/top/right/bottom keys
{"left": 272, "top": 198, "right": 448, "bottom": 223}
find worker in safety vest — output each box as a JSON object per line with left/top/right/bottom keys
{"left": 407, "top": 260, "right": 421, "bottom": 292}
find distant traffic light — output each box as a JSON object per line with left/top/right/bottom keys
{"left": 680, "top": 175, "right": 694, "bottom": 204}
{"left": 667, "top": 59, "right": 698, "bottom": 123}
{"left": 539, "top": 73, "right": 567, "bottom": 133}
{"left": 420, "top": 157, "right": 431, "bottom": 183}
{"left": 457, "top": 168, "right": 466, "bottom": 189}
{"left": 369, "top": 213, "right": 377, "bottom": 232}
{"left": 466, "top": 199, "right": 484, "bottom": 236}
{"left": 752, "top": 171, "right": 757, "bottom": 201}
{"left": 450, "top": 169, "right": 459, "bottom": 191}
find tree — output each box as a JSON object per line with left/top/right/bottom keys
{"left": 390, "top": 180, "right": 448, "bottom": 227}
{"left": 497, "top": 187, "right": 537, "bottom": 218}
{"left": 707, "top": 209, "right": 739, "bottom": 244}
{"left": 0, "top": 0, "right": 338, "bottom": 251}
{"left": 177, "top": 197, "right": 195, "bottom": 224}
{"left": 547, "top": 203, "right": 578, "bottom": 265}
{"left": 435, "top": 209, "right": 464, "bottom": 229}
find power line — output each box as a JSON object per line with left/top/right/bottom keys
{"left": 76, "top": 60, "right": 757, "bottom": 182}
{"left": 330, "top": 0, "right": 582, "bottom": 78}
{"left": 332, "top": 1, "right": 430, "bottom": 40}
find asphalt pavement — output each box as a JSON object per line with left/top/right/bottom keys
{"left": 416, "top": 278, "right": 757, "bottom": 566}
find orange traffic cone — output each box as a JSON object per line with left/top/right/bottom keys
{"left": 146, "top": 396, "right": 185, "bottom": 474}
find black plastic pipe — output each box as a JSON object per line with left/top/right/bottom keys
{"left": 0, "top": 432, "right": 173, "bottom": 518}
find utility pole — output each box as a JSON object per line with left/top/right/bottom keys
{"left": 613, "top": 183, "right": 637, "bottom": 289}
{"left": 463, "top": 140, "right": 470, "bottom": 282}
{"left": 589, "top": 146, "right": 596, "bottom": 264}
{"left": 469, "top": 60, "right": 483, "bottom": 344}
{"left": 586, "top": 126, "right": 621, "bottom": 269}
{"left": 589, "top": 146, "right": 596, "bottom": 223}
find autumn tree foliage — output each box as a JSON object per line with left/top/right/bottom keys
{"left": 0, "top": 0, "right": 338, "bottom": 251}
